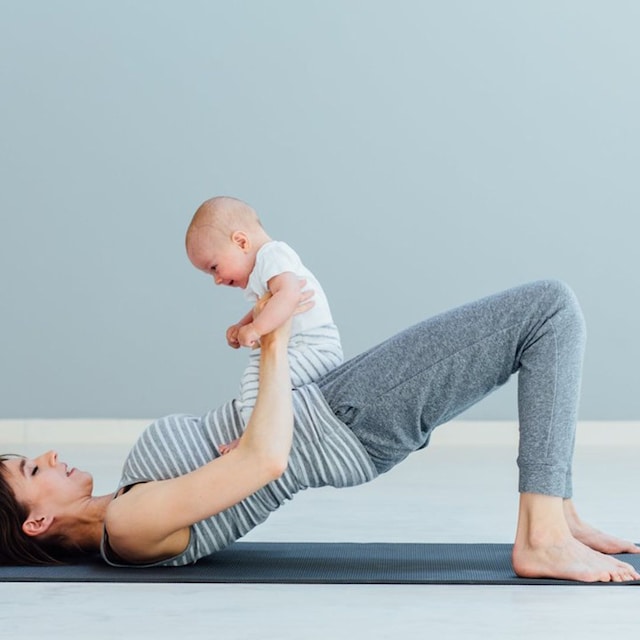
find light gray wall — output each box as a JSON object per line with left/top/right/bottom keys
{"left": 1, "top": 1, "right": 639, "bottom": 420}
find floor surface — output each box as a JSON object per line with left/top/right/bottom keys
{"left": 1, "top": 429, "right": 638, "bottom": 639}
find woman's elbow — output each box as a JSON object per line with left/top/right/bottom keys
{"left": 238, "top": 438, "right": 290, "bottom": 481}
{"left": 265, "top": 456, "right": 288, "bottom": 481}
{"left": 246, "top": 447, "right": 289, "bottom": 483}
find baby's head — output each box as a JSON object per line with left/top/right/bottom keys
{"left": 186, "top": 196, "right": 270, "bottom": 289}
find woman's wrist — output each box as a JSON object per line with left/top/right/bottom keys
{"left": 260, "top": 331, "right": 283, "bottom": 352}
{"left": 260, "top": 322, "right": 290, "bottom": 352}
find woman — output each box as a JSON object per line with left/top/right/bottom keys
{"left": 1, "top": 280, "right": 638, "bottom": 581}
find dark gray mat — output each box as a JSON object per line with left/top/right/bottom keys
{"left": 1, "top": 542, "right": 639, "bottom": 585}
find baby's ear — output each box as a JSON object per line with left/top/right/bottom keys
{"left": 231, "top": 231, "right": 250, "bottom": 251}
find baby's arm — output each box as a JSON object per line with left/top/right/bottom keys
{"left": 237, "top": 272, "right": 301, "bottom": 348}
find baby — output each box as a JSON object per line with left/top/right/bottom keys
{"left": 186, "top": 196, "right": 343, "bottom": 443}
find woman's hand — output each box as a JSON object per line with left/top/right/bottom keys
{"left": 292, "top": 281, "right": 315, "bottom": 316}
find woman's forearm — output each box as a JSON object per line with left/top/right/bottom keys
{"left": 237, "top": 329, "right": 293, "bottom": 474}
{"left": 103, "top": 296, "right": 306, "bottom": 561}
{"left": 108, "top": 326, "right": 295, "bottom": 556}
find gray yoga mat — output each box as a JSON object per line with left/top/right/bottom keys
{"left": 1, "top": 542, "right": 639, "bottom": 585}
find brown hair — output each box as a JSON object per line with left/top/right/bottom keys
{"left": 0, "top": 455, "right": 64, "bottom": 565}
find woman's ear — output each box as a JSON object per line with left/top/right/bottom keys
{"left": 231, "top": 231, "right": 250, "bottom": 252}
{"left": 22, "top": 514, "right": 54, "bottom": 538}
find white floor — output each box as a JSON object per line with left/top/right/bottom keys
{"left": 1, "top": 425, "right": 639, "bottom": 639}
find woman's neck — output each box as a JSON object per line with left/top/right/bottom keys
{"left": 62, "top": 493, "right": 114, "bottom": 554}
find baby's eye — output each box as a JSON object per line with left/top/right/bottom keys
{"left": 31, "top": 466, "right": 39, "bottom": 476}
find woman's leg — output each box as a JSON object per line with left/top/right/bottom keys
{"left": 318, "top": 280, "right": 639, "bottom": 581}
{"left": 319, "top": 279, "right": 583, "bottom": 487}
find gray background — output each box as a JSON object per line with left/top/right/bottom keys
{"left": 1, "top": 0, "right": 638, "bottom": 420}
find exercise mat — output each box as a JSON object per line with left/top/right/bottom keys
{"left": 1, "top": 542, "right": 639, "bottom": 585}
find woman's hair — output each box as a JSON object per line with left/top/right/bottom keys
{"left": 0, "top": 455, "right": 64, "bottom": 565}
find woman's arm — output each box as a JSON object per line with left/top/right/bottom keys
{"left": 105, "top": 292, "right": 309, "bottom": 563}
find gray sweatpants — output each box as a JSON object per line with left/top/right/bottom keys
{"left": 317, "top": 280, "right": 586, "bottom": 498}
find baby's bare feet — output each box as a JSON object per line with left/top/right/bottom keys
{"left": 218, "top": 438, "right": 241, "bottom": 455}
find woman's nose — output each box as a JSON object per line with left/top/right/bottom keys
{"left": 37, "top": 450, "right": 58, "bottom": 467}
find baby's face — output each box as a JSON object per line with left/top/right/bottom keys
{"left": 187, "top": 228, "right": 253, "bottom": 289}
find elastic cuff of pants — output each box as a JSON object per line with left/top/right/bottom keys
{"left": 518, "top": 463, "right": 571, "bottom": 498}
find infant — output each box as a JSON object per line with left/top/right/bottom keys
{"left": 186, "top": 196, "right": 343, "bottom": 444}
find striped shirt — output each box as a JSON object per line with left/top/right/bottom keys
{"left": 100, "top": 384, "right": 378, "bottom": 567}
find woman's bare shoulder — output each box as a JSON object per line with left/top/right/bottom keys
{"left": 104, "top": 482, "right": 190, "bottom": 564}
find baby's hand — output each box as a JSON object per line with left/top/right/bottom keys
{"left": 238, "top": 324, "right": 261, "bottom": 349}
{"left": 226, "top": 324, "right": 241, "bottom": 349}
{"left": 219, "top": 438, "right": 241, "bottom": 455}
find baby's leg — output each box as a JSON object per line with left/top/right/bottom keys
{"left": 238, "top": 353, "right": 261, "bottom": 425}
{"left": 219, "top": 354, "right": 260, "bottom": 453}
{"left": 287, "top": 343, "right": 344, "bottom": 388}
{"left": 231, "top": 342, "right": 342, "bottom": 448}
{"left": 224, "top": 344, "right": 343, "bottom": 453}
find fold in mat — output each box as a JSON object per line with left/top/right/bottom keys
{"left": 1, "top": 542, "right": 639, "bottom": 585}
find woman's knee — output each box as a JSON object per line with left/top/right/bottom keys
{"left": 538, "top": 279, "right": 587, "bottom": 342}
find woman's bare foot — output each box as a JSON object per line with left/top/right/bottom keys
{"left": 563, "top": 499, "right": 640, "bottom": 555}
{"left": 513, "top": 493, "right": 640, "bottom": 582}
{"left": 513, "top": 535, "right": 639, "bottom": 582}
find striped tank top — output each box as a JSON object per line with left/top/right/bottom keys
{"left": 100, "top": 384, "right": 378, "bottom": 567}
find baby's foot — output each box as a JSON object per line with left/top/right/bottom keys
{"left": 218, "top": 438, "right": 241, "bottom": 455}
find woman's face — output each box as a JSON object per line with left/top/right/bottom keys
{"left": 2, "top": 450, "right": 93, "bottom": 516}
